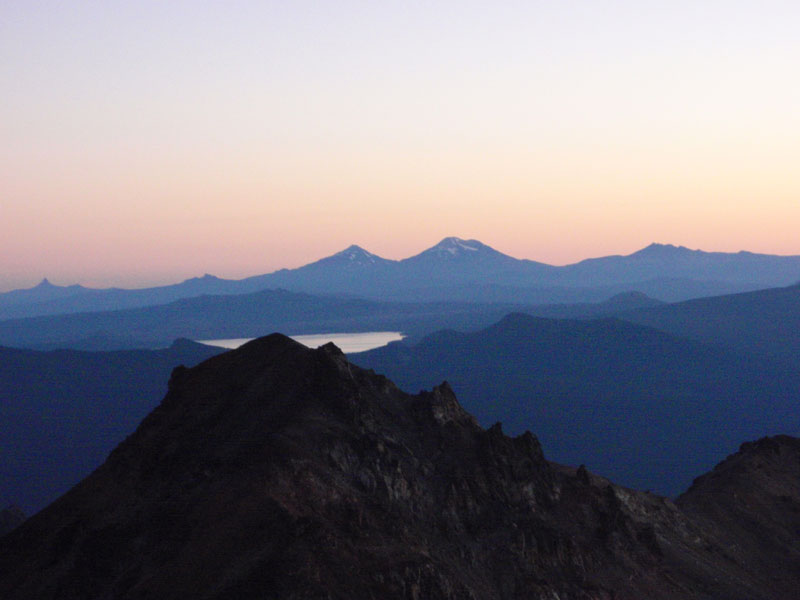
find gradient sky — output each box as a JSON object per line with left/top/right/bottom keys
{"left": 2, "top": 1, "right": 799, "bottom": 291}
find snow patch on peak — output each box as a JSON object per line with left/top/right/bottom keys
{"left": 403, "top": 236, "right": 513, "bottom": 264}
{"left": 436, "top": 237, "right": 481, "bottom": 254}
{"left": 334, "top": 245, "right": 379, "bottom": 264}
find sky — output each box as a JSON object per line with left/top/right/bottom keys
{"left": 2, "top": 1, "right": 799, "bottom": 291}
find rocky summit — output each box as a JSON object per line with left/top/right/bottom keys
{"left": 1, "top": 334, "right": 799, "bottom": 599}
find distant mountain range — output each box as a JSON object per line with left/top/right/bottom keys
{"left": 352, "top": 312, "right": 800, "bottom": 497}
{"left": 3, "top": 334, "right": 799, "bottom": 598}
{"left": 0, "top": 289, "right": 529, "bottom": 350}
{"left": 620, "top": 282, "right": 800, "bottom": 360}
{"left": 2, "top": 275, "right": 798, "bottom": 358}
{"left": 4, "top": 238, "right": 800, "bottom": 319}
{"left": 533, "top": 281, "right": 800, "bottom": 361}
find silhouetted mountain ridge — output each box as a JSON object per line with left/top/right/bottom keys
{"left": 630, "top": 242, "right": 694, "bottom": 257}
{"left": 352, "top": 313, "right": 800, "bottom": 496}
{"left": 1, "top": 334, "right": 798, "bottom": 598}
{"left": 5, "top": 238, "right": 800, "bottom": 318}
{"left": 676, "top": 435, "right": 800, "bottom": 590}
{"left": 620, "top": 281, "right": 800, "bottom": 360}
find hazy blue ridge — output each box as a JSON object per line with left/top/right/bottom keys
{"left": 4, "top": 239, "right": 800, "bottom": 319}
{"left": 0, "top": 340, "right": 224, "bottom": 513}
{"left": 350, "top": 313, "right": 800, "bottom": 497}
{"left": 616, "top": 282, "right": 800, "bottom": 360}
{"left": 0, "top": 288, "right": 530, "bottom": 351}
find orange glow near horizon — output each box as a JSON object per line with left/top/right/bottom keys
{"left": 2, "top": 2, "right": 800, "bottom": 291}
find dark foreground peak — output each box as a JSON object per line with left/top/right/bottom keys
{"left": 676, "top": 435, "right": 800, "bottom": 590}
{"left": 1, "top": 336, "right": 799, "bottom": 599}
{"left": 0, "top": 506, "right": 25, "bottom": 536}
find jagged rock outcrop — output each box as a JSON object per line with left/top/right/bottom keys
{"left": 676, "top": 436, "right": 800, "bottom": 597}
{"left": 0, "top": 334, "right": 798, "bottom": 599}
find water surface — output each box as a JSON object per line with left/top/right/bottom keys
{"left": 198, "top": 331, "right": 404, "bottom": 354}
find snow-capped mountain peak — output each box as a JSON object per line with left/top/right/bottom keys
{"left": 410, "top": 237, "right": 507, "bottom": 261}
{"left": 333, "top": 245, "right": 382, "bottom": 264}
{"left": 436, "top": 237, "right": 481, "bottom": 255}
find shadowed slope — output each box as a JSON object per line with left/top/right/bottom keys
{"left": 677, "top": 436, "right": 800, "bottom": 592}
{"left": 0, "top": 506, "right": 25, "bottom": 536}
{"left": 620, "top": 282, "right": 800, "bottom": 360}
{"left": 0, "top": 340, "right": 224, "bottom": 512}
{"left": 2, "top": 335, "right": 800, "bottom": 598}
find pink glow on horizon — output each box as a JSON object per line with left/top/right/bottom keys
{"left": 2, "top": 2, "right": 800, "bottom": 292}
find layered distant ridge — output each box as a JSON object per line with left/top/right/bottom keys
{"left": 5, "top": 238, "right": 800, "bottom": 319}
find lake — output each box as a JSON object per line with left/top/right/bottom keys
{"left": 198, "top": 331, "right": 404, "bottom": 354}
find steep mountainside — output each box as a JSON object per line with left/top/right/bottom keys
{"left": 0, "top": 340, "right": 223, "bottom": 512}
{"left": 0, "top": 506, "right": 25, "bottom": 537}
{"left": 677, "top": 436, "right": 800, "bottom": 592}
{"left": 1, "top": 335, "right": 798, "bottom": 599}
{"left": 352, "top": 313, "right": 800, "bottom": 496}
